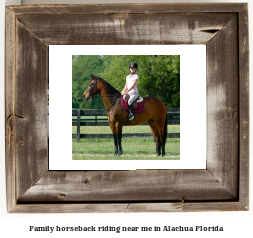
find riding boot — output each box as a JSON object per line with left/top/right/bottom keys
{"left": 128, "top": 103, "right": 135, "bottom": 121}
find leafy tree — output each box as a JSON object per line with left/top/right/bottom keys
{"left": 100, "top": 55, "right": 180, "bottom": 108}
{"left": 72, "top": 55, "right": 105, "bottom": 109}
{"left": 72, "top": 55, "right": 180, "bottom": 109}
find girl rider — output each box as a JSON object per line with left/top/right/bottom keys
{"left": 121, "top": 62, "right": 139, "bottom": 121}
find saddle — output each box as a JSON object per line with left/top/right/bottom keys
{"left": 123, "top": 94, "right": 144, "bottom": 110}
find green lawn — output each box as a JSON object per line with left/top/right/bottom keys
{"left": 72, "top": 125, "right": 180, "bottom": 134}
{"left": 72, "top": 125, "right": 180, "bottom": 160}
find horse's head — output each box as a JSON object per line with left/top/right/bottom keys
{"left": 83, "top": 75, "right": 100, "bottom": 100}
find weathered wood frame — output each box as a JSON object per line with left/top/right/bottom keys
{"left": 5, "top": 4, "right": 249, "bottom": 213}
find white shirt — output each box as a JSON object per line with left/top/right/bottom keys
{"left": 126, "top": 73, "right": 139, "bottom": 94}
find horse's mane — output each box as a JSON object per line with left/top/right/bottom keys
{"left": 92, "top": 75, "right": 120, "bottom": 94}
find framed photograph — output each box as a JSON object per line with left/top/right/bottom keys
{"left": 49, "top": 45, "right": 206, "bottom": 170}
{"left": 5, "top": 3, "right": 249, "bottom": 212}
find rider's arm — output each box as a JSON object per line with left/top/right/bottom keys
{"left": 125, "top": 79, "right": 138, "bottom": 93}
{"left": 121, "top": 83, "right": 128, "bottom": 92}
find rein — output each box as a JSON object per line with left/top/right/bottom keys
{"left": 87, "top": 79, "right": 121, "bottom": 112}
{"left": 90, "top": 94, "right": 120, "bottom": 112}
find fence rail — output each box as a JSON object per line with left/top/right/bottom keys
{"left": 72, "top": 109, "right": 180, "bottom": 142}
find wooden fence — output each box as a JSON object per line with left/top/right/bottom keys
{"left": 72, "top": 109, "right": 180, "bottom": 142}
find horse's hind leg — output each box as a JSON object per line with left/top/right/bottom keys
{"left": 154, "top": 116, "right": 167, "bottom": 156}
{"left": 109, "top": 123, "right": 118, "bottom": 155}
{"left": 147, "top": 120, "right": 161, "bottom": 156}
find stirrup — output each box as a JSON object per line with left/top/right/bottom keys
{"left": 129, "top": 113, "right": 135, "bottom": 121}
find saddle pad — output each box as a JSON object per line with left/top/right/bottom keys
{"left": 120, "top": 96, "right": 144, "bottom": 114}
{"left": 123, "top": 94, "right": 143, "bottom": 103}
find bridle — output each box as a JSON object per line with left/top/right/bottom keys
{"left": 86, "top": 78, "right": 121, "bottom": 112}
{"left": 87, "top": 79, "right": 98, "bottom": 96}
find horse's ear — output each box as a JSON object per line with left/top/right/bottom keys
{"left": 91, "top": 75, "right": 96, "bottom": 80}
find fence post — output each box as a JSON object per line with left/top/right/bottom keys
{"left": 77, "top": 110, "right": 80, "bottom": 142}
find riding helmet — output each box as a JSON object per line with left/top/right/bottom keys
{"left": 129, "top": 62, "right": 138, "bottom": 69}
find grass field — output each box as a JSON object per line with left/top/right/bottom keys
{"left": 72, "top": 125, "right": 180, "bottom": 160}
{"left": 73, "top": 124, "right": 180, "bottom": 134}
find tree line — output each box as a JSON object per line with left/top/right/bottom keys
{"left": 72, "top": 55, "right": 180, "bottom": 109}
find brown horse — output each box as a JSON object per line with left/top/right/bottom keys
{"left": 83, "top": 75, "right": 167, "bottom": 156}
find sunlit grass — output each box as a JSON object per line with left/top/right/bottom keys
{"left": 72, "top": 138, "right": 180, "bottom": 160}
{"left": 72, "top": 125, "right": 180, "bottom": 134}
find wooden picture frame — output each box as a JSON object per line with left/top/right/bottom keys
{"left": 5, "top": 3, "right": 249, "bottom": 213}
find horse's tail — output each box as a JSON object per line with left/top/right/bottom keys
{"left": 163, "top": 110, "right": 167, "bottom": 146}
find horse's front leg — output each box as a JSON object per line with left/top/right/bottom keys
{"left": 116, "top": 122, "right": 123, "bottom": 155}
{"left": 109, "top": 123, "right": 118, "bottom": 155}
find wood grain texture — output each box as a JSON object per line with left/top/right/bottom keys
{"left": 5, "top": 7, "right": 17, "bottom": 212}
{"left": 206, "top": 16, "right": 239, "bottom": 198}
{"left": 126, "top": 202, "right": 247, "bottom": 213}
{"left": 238, "top": 4, "right": 249, "bottom": 208}
{"left": 7, "top": 3, "right": 247, "bottom": 14}
{"left": 5, "top": 3, "right": 249, "bottom": 213}
{"left": 15, "top": 20, "right": 48, "bottom": 200}
{"left": 16, "top": 13, "right": 236, "bottom": 45}
{"left": 10, "top": 204, "right": 130, "bottom": 213}
{"left": 18, "top": 170, "right": 236, "bottom": 202}
{"left": 10, "top": 202, "right": 247, "bottom": 213}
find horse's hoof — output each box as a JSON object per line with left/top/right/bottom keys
{"left": 119, "top": 146, "right": 123, "bottom": 155}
